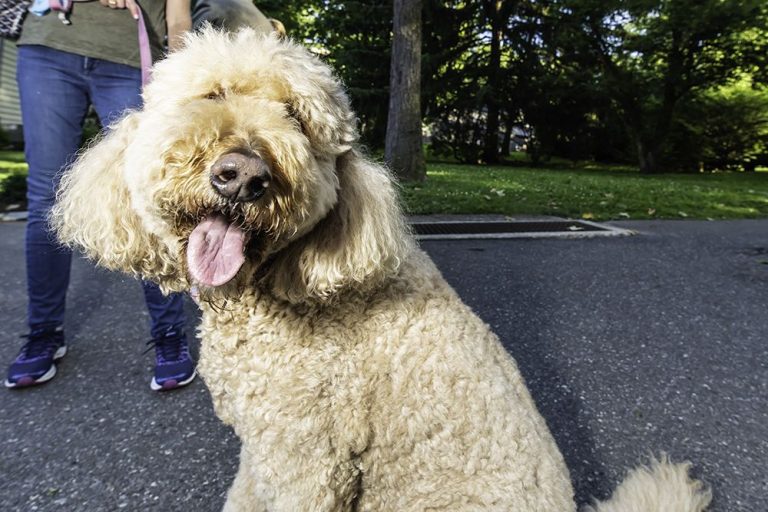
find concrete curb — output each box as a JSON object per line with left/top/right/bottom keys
{"left": 1, "top": 211, "right": 27, "bottom": 222}
{"left": 1, "top": 211, "right": 636, "bottom": 239}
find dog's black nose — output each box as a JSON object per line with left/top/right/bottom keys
{"left": 210, "top": 152, "right": 271, "bottom": 202}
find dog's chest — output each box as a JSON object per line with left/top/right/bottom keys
{"left": 195, "top": 297, "right": 383, "bottom": 449}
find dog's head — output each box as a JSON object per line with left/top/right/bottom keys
{"left": 52, "top": 28, "right": 411, "bottom": 303}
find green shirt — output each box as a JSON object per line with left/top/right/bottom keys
{"left": 18, "top": 0, "right": 167, "bottom": 68}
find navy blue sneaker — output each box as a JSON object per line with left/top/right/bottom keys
{"left": 146, "top": 330, "right": 196, "bottom": 391}
{"left": 5, "top": 327, "right": 67, "bottom": 389}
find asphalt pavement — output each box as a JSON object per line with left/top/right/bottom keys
{"left": 0, "top": 219, "right": 766, "bottom": 511}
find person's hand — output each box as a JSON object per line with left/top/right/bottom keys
{"left": 99, "top": 0, "right": 140, "bottom": 20}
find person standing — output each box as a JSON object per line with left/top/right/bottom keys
{"left": 5, "top": 0, "right": 195, "bottom": 391}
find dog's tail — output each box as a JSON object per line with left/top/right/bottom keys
{"left": 584, "top": 455, "right": 712, "bottom": 512}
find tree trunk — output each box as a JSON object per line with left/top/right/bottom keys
{"left": 589, "top": 23, "right": 684, "bottom": 175}
{"left": 481, "top": 0, "right": 503, "bottom": 164}
{"left": 640, "top": 28, "right": 682, "bottom": 174}
{"left": 637, "top": 139, "right": 661, "bottom": 174}
{"left": 385, "top": 0, "right": 426, "bottom": 182}
{"left": 501, "top": 114, "right": 514, "bottom": 157}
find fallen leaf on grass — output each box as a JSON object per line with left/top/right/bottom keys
{"left": 581, "top": 212, "right": 594, "bottom": 219}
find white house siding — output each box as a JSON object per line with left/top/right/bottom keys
{"left": 0, "top": 40, "right": 22, "bottom": 144}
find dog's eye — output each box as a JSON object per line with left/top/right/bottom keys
{"left": 285, "top": 102, "right": 308, "bottom": 136}
{"left": 205, "top": 90, "right": 226, "bottom": 101}
{"left": 285, "top": 103, "right": 299, "bottom": 119}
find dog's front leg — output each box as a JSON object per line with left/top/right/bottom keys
{"left": 223, "top": 446, "right": 269, "bottom": 512}
{"left": 231, "top": 440, "right": 362, "bottom": 512}
{"left": 222, "top": 448, "right": 362, "bottom": 512}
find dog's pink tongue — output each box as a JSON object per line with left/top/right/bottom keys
{"left": 187, "top": 214, "right": 245, "bottom": 287}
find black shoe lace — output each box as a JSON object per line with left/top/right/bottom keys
{"left": 144, "top": 333, "right": 184, "bottom": 364}
{"left": 20, "top": 331, "right": 60, "bottom": 359}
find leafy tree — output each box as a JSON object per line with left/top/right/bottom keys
{"left": 260, "top": 1, "right": 768, "bottom": 172}
{"left": 423, "top": 1, "right": 507, "bottom": 163}
{"left": 555, "top": 0, "right": 768, "bottom": 173}
{"left": 259, "top": 0, "right": 393, "bottom": 148}
{"left": 668, "top": 77, "right": 768, "bottom": 171}
{"left": 256, "top": 0, "right": 319, "bottom": 42}
{"left": 480, "top": 0, "right": 517, "bottom": 164}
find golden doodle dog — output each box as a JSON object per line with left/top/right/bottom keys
{"left": 52, "top": 29, "right": 711, "bottom": 511}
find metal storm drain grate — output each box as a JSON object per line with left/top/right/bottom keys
{"left": 410, "top": 220, "right": 634, "bottom": 240}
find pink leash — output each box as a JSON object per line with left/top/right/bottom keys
{"left": 135, "top": 1, "right": 152, "bottom": 85}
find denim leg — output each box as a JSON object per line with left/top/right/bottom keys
{"left": 88, "top": 58, "right": 187, "bottom": 337}
{"left": 17, "top": 46, "right": 90, "bottom": 330}
{"left": 141, "top": 282, "right": 187, "bottom": 338}
{"left": 86, "top": 58, "right": 143, "bottom": 125}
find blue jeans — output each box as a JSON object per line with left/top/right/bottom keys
{"left": 17, "top": 45, "right": 186, "bottom": 338}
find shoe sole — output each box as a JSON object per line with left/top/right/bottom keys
{"left": 150, "top": 369, "right": 197, "bottom": 391}
{"left": 4, "top": 346, "right": 67, "bottom": 389}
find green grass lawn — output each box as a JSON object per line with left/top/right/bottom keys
{"left": 0, "top": 150, "right": 26, "bottom": 166}
{"left": 2, "top": 149, "right": 767, "bottom": 220}
{"left": 0, "top": 151, "right": 28, "bottom": 210}
{"left": 402, "top": 163, "right": 768, "bottom": 220}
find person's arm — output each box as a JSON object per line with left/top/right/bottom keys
{"left": 99, "top": 0, "right": 140, "bottom": 19}
{"left": 166, "top": 0, "right": 192, "bottom": 52}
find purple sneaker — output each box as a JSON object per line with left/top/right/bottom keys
{"left": 5, "top": 327, "right": 67, "bottom": 389}
{"left": 146, "top": 330, "right": 196, "bottom": 391}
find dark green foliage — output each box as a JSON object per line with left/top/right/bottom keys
{"left": 255, "top": 0, "right": 768, "bottom": 172}
{"left": 422, "top": 1, "right": 503, "bottom": 163}
{"left": 667, "top": 79, "right": 768, "bottom": 172}
{"left": 0, "top": 171, "right": 27, "bottom": 211}
{"left": 258, "top": 0, "right": 392, "bottom": 148}
{"left": 81, "top": 109, "right": 102, "bottom": 148}
{"left": 551, "top": 0, "right": 768, "bottom": 172}
{"left": 0, "top": 126, "right": 10, "bottom": 149}
{"left": 318, "top": 1, "right": 392, "bottom": 147}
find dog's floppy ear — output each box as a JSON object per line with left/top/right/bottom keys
{"left": 277, "top": 40, "right": 358, "bottom": 154}
{"left": 268, "top": 150, "right": 412, "bottom": 302}
{"left": 269, "top": 18, "right": 286, "bottom": 38}
{"left": 51, "top": 114, "right": 185, "bottom": 290}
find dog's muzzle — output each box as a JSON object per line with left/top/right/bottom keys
{"left": 210, "top": 152, "right": 271, "bottom": 202}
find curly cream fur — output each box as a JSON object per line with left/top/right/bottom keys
{"left": 51, "top": 28, "right": 710, "bottom": 511}
{"left": 51, "top": 114, "right": 185, "bottom": 287}
{"left": 584, "top": 456, "right": 712, "bottom": 512}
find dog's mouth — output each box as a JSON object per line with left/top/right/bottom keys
{"left": 186, "top": 213, "right": 247, "bottom": 287}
